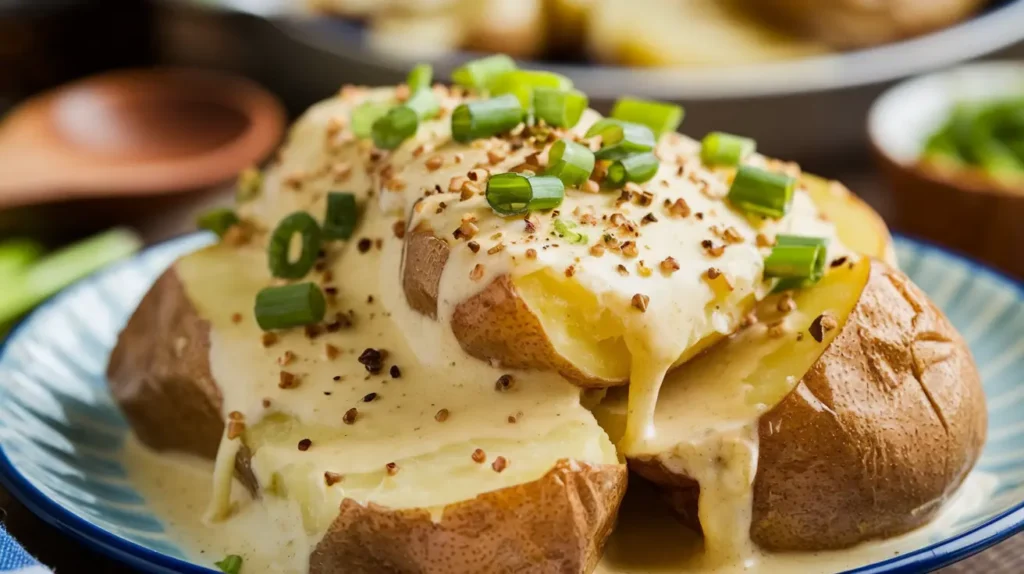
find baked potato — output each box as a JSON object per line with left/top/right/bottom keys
{"left": 749, "top": 0, "right": 988, "bottom": 49}
{"left": 108, "top": 81, "right": 627, "bottom": 573}
{"left": 106, "top": 55, "right": 984, "bottom": 573}
{"left": 594, "top": 255, "right": 986, "bottom": 558}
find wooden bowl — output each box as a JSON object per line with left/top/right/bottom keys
{"left": 868, "top": 61, "right": 1024, "bottom": 278}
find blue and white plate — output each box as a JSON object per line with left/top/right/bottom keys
{"left": 1, "top": 234, "right": 1023, "bottom": 573}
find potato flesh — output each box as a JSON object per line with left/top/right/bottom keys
{"left": 245, "top": 414, "right": 619, "bottom": 536}
{"left": 594, "top": 256, "right": 871, "bottom": 450}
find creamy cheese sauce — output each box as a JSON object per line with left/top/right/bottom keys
{"left": 116, "top": 83, "right": 952, "bottom": 574}
{"left": 122, "top": 435, "right": 997, "bottom": 574}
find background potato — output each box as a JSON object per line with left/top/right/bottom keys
{"left": 749, "top": 0, "right": 988, "bottom": 49}
{"left": 622, "top": 259, "right": 986, "bottom": 550}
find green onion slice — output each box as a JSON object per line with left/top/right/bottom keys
{"left": 0, "top": 239, "right": 43, "bottom": 278}
{"left": 486, "top": 173, "right": 565, "bottom": 216}
{"left": 545, "top": 139, "right": 595, "bottom": 187}
{"left": 534, "top": 88, "right": 588, "bottom": 128}
{"left": 764, "top": 235, "right": 827, "bottom": 289}
{"left": 701, "top": 132, "right": 757, "bottom": 167}
{"left": 407, "top": 63, "right": 433, "bottom": 92}
{"left": 727, "top": 165, "right": 796, "bottom": 218}
{"left": 491, "top": 70, "right": 573, "bottom": 109}
{"left": 197, "top": 208, "right": 240, "bottom": 238}
{"left": 610, "top": 97, "right": 684, "bottom": 137}
{"left": 372, "top": 106, "right": 418, "bottom": 150}
{"left": 214, "top": 555, "right": 243, "bottom": 574}
{"left": 351, "top": 101, "right": 390, "bottom": 139}
{"left": 323, "top": 192, "right": 358, "bottom": 240}
{"left": 553, "top": 218, "right": 589, "bottom": 244}
{"left": 586, "top": 119, "right": 657, "bottom": 160}
{"left": 451, "top": 94, "right": 525, "bottom": 143}
{"left": 606, "top": 152, "right": 660, "bottom": 187}
{"left": 452, "top": 54, "right": 517, "bottom": 91}
{"left": 403, "top": 88, "right": 440, "bottom": 120}
{"left": 254, "top": 283, "right": 326, "bottom": 331}
{"left": 267, "top": 212, "right": 322, "bottom": 279}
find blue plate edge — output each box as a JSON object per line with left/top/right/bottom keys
{"left": 0, "top": 232, "right": 1021, "bottom": 574}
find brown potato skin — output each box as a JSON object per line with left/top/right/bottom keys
{"left": 107, "top": 268, "right": 224, "bottom": 460}
{"left": 750, "top": 0, "right": 986, "bottom": 49}
{"left": 402, "top": 225, "right": 621, "bottom": 388}
{"left": 632, "top": 260, "right": 987, "bottom": 551}
{"left": 311, "top": 460, "right": 627, "bottom": 574}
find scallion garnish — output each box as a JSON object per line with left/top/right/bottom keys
{"left": 545, "top": 139, "right": 595, "bottom": 187}
{"left": 486, "top": 173, "right": 564, "bottom": 216}
{"left": 727, "top": 165, "right": 796, "bottom": 218}
{"left": 606, "top": 152, "right": 660, "bottom": 187}
{"left": 491, "top": 70, "right": 573, "bottom": 109}
{"left": 701, "top": 132, "right": 756, "bottom": 167}
{"left": 452, "top": 54, "right": 517, "bottom": 91}
{"left": 214, "top": 555, "right": 243, "bottom": 574}
{"left": 254, "top": 283, "right": 326, "bottom": 331}
{"left": 371, "top": 107, "right": 417, "bottom": 150}
{"left": 610, "top": 97, "right": 684, "bottom": 137}
{"left": 764, "top": 235, "right": 828, "bottom": 288}
{"left": 451, "top": 94, "right": 525, "bottom": 143}
{"left": 323, "top": 192, "right": 358, "bottom": 240}
{"left": 267, "top": 212, "right": 322, "bottom": 279}
{"left": 407, "top": 63, "right": 433, "bottom": 93}
{"left": 586, "top": 119, "right": 657, "bottom": 160}
{"left": 197, "top": 208, "right": 240, "bottom": 238}
{"left": 403, "top": 88, "right": 440, "bottom": 120}
{"left": 534, "top": 88, "right": 588, "bottom": 129}
{"left": 351, "top": 101, "right": 390, "bottom": 139}
{"left": 553, "top": 218, "right": 588, "bottom": 244}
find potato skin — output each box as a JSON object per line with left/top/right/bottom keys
{"left": 751, "top": 0, "right": 986, "bottom": 49}
{"left": 107, "top": 268, "right": 224, "bottom": 460}
{"left": 311, "top": 460, "right": 627, "bottom": 574}
{"left": 633, "top": 260, "right": 987, "bottom": 551}
{"left": 402, "top": 225, "right": 621, "bottom": 387}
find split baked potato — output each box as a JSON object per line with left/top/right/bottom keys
{"left": 106, "top": 56, "right": 985, "bottom": 574}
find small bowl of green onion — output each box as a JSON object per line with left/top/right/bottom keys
{"left": 869, "top": 61, "right": 1024, "bottom": 278}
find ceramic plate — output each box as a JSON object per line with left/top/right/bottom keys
{"left": 1, "top": 233, "right": 1023, "bottom": 573}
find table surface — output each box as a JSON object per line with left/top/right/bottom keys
{"left": 1, "top": 168, "right": 1022, "bottom": 573}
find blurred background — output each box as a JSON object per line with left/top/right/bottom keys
{"left": 1, "top": 0, "right": 1024, "bottom": 333}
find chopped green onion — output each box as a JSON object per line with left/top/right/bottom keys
{"left": 486, "top": 173, "right": 564, "bottom": 216}
{"left": 606, "top": 152, "right": 660, "bottom": 187}
{"left": 254, "top": 283, "right": 326, "bottom": 331}
{"left": 764, "top": 235, "right": 827, "bottom": 291}
{"left": 0, "top": 239, "right": 42, "bottom": 278}
{"left": 351, "top": 101, "right": 390, "bottom": 139}
{"left": 701, "top": 132, "right": 756, "bottom": 167}
{"left": 545, "top": 139, "right": 595, "bottom": 187}
{"left": 323, "top": 192, "right": 358, "bottom": 240}
{"left": 236, "top": 167, "right": 263, "bottom": 203}
{"left": 727, "top": 165, "right": 796, "bottom": 218}
{"left": 534, "top": 88, "right": 588, "bottom": 128}
{"left": 0, "top": 229, "right": 140, "bottom": 326}
{"left": 452, "top": 54, "right": 517, "bottom": 91}
{"left": 586, "top": 119, "right": 657, "bottom": 160}
{"left": 451, "top": 94, "right": 525, "bottom": 143}
{"left": 491, "top": 70, "right": 573, "bottom": 109}
{"left": 215, "top": 555, "right": 244, "bottom": 574}
{"left": 267, "top": 212, "right": 322, "bottom": 279}
{"left": 196, "top": 208, "right": 240, "bottom": 238}
{"left": 403, "top": 88, "right": 440, "bottom": 120}
{"left": 610, "top": 97, "right": 684, "bottom": 137}
{"left": 372, "top": 107, "right": 418, "bottom": 150}
{"left": 553, "top": 218, "right": 589, "bottom": 244}
{"left": 407, "top": 63, "right": 433, "bottom": 92}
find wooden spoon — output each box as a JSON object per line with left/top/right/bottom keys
{"left": 0, "top": 68, "right": 286, "bottom": 210}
